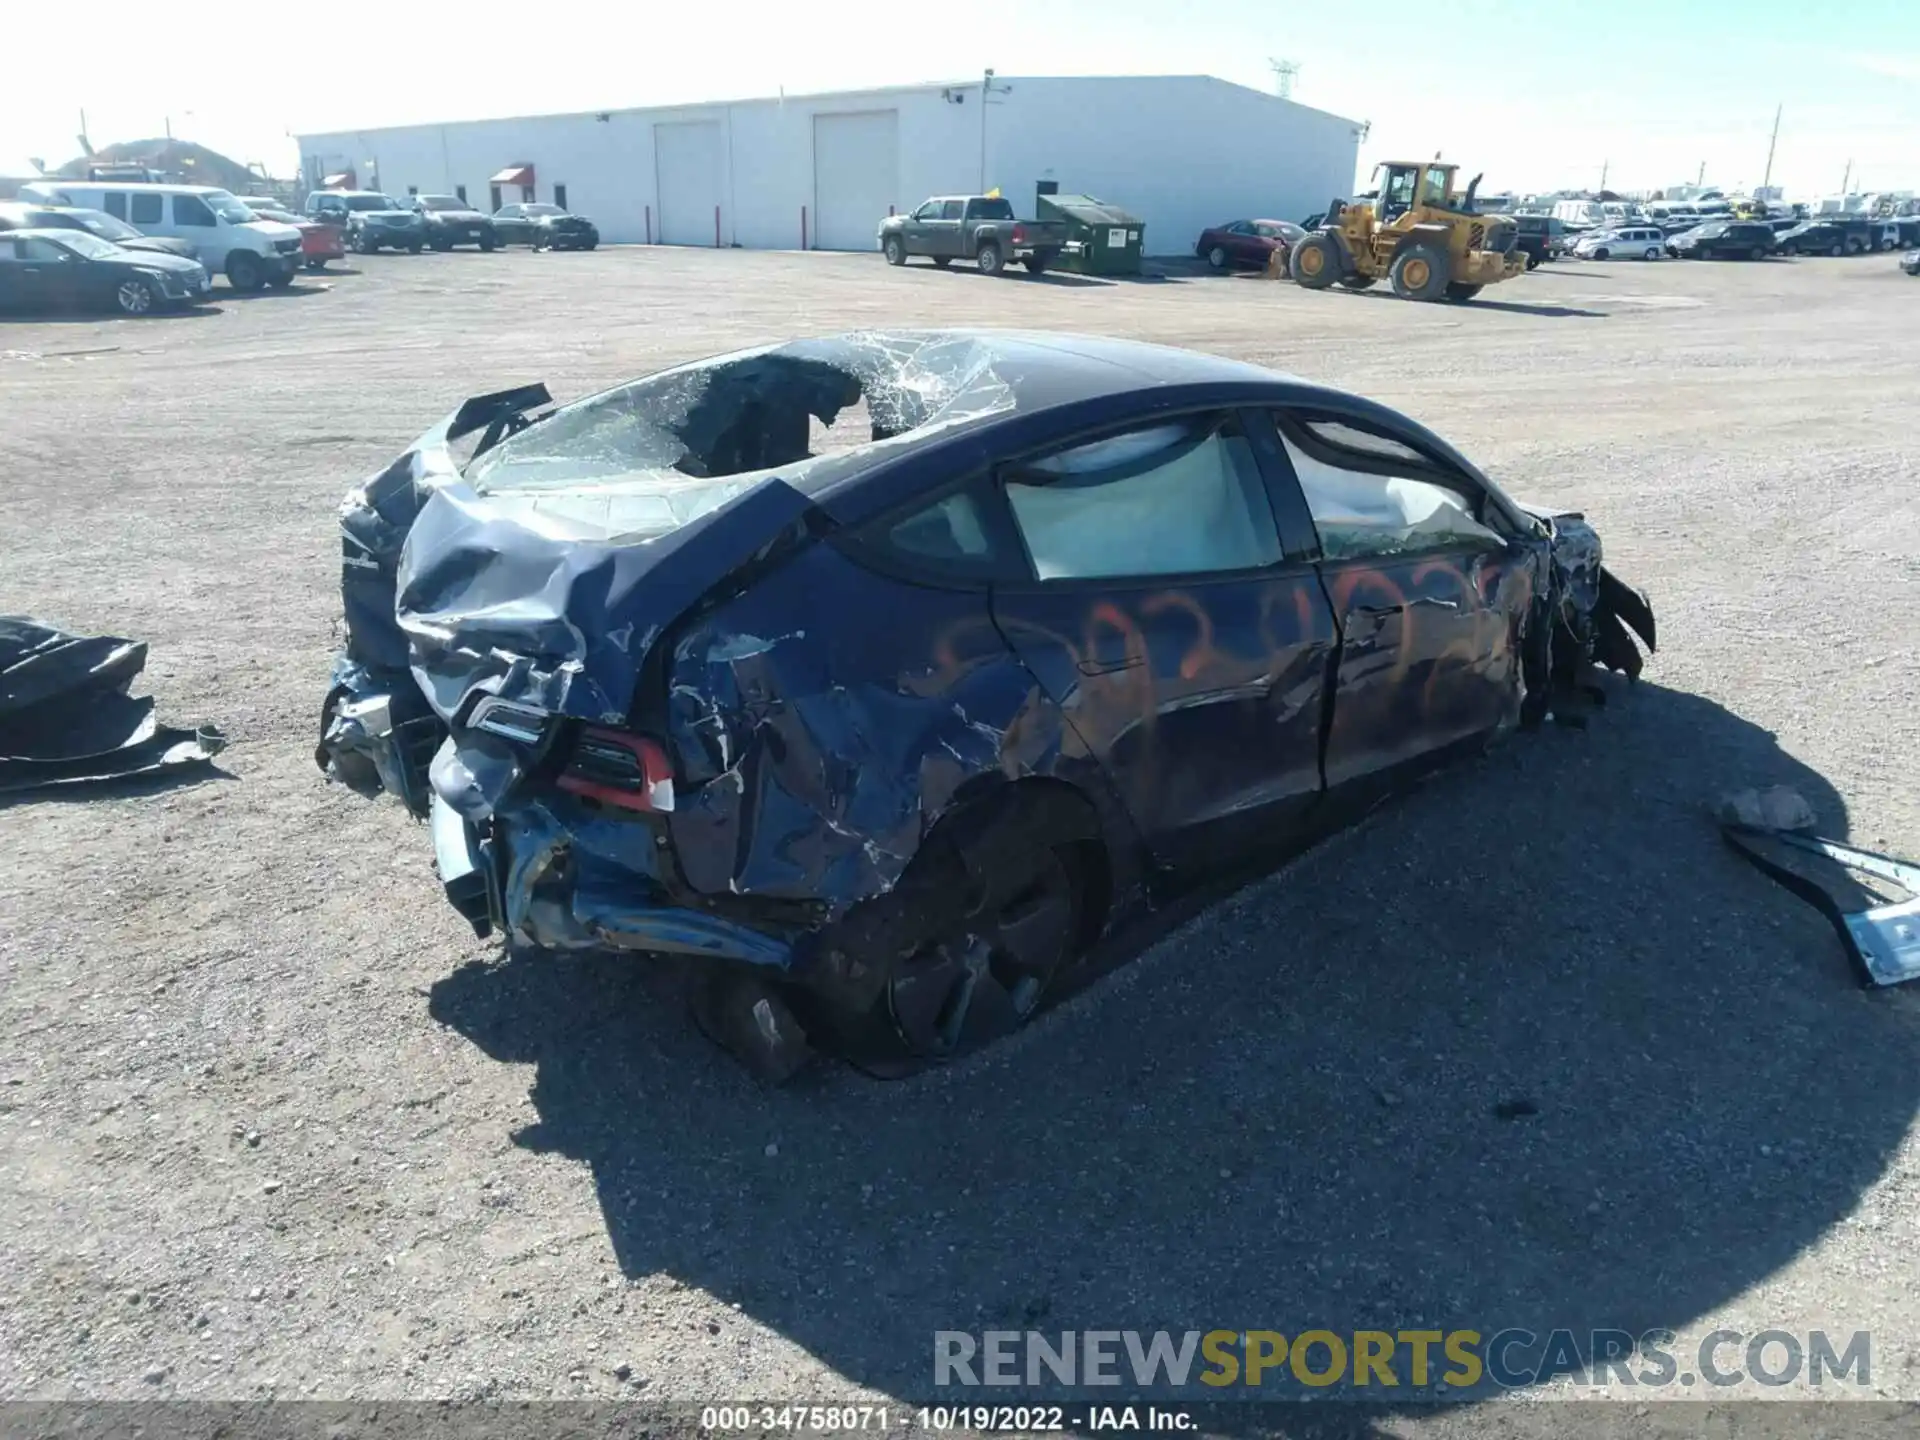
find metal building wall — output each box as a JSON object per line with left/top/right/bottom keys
{"left": 297, "top": 77, "right": 1360, "bottom": 254}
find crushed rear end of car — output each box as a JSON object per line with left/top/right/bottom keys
{"left": 315, "top": 336, "right": 1025, "bottom": 1071}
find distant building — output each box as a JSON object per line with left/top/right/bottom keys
{"left": 296, "top": 75, "right": 1364, "bottom": 254}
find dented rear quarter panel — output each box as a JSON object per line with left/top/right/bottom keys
{"left": 660, "top": 539, "right": 1145, "bottom": 915}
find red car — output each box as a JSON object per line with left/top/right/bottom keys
{"left": 243, "top": 201, "right": 346, "bottom": 271}
{"left": 1196, "top": 218, "right": 1306, "bottom": 272}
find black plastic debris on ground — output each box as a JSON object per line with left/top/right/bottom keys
{"left": 0, "top": 617, "right": 225, "bottom": 797}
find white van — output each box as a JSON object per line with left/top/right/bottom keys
{"left": 17, "top": 181, "right": 303, "bottom": 290}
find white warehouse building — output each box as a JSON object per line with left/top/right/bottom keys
{"left": 295, "top": 75, "right": 1361, "bottom": 256}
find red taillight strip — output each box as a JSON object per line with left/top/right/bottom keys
{"left": 556, "top": 727, "right": 676, "bottom": 813}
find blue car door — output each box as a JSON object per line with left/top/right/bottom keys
{"left": 1266, "top": 408, "right": 1537, "bottom": 803}
{"left": 987, "top": 407, "right": 1338, "bottom": 879}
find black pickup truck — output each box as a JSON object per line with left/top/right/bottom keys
{"left": 878, "top": 196, "right": 1068, "bottom": 275}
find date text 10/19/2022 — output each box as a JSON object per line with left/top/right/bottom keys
{"left": 700, "top": 1406, "right": 1192, "bottom": 1432}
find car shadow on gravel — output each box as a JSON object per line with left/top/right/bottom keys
{"left": 1344, "top": 290, "right": 1609, "bottom": 319}
{"left": 429, "top": 679, "right": 1919, "bottom": 1412}
{"left": 933, "top": 267, "right": 1115, "bottom": 289}
{"left": 218, "top": 285, "right": 330, "bottom": 300}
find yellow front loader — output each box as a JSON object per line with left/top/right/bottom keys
{"left": 1285, "top": 160, "right": 1529, "bottom": 302}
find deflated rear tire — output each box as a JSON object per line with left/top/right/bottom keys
{"left": 821, "top": 791, "right": 1101, "bottom": 1068}
{"left": 882, "top": 837, "right": 1081, "bottom": 1059}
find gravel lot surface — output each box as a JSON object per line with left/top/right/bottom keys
{"left": 4, "top": 246, "right": 1919, "bottom": 1422}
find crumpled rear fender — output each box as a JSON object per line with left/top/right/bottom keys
{"left": 660, "top": 539, "right": 1140, "bottom": 923}
{"left": 316, "top": 384, "right": 827, "bottom": 819}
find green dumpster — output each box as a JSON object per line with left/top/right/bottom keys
{"left": 1035, "top": 191, "right": 1144, "bottom": 275}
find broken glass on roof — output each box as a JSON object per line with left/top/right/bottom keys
{"left": 462, "top": 332, "right": 1017, "bottom": 528}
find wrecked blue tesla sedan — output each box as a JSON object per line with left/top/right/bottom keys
{"left": 317, "top": 330, "right": 1654, "bottom": 1077}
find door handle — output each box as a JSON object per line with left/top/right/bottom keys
{"left": 1354, "top": 597, "right": 1460, "bottom": 618}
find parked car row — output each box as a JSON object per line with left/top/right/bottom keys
{"left": 0, "top": 181, "right": 604, "bottom": 318}
{"left": 1555, "top": 215, "right": 1919, "bottom": 264}
{"left": 302, "top": 192, "right": 600, "bottom": 253}
{"left": 1192, "top": 204, "right": 1913, "bottom": 279}
{"left": 12, "top": 181, "right": 303, "bottom": 291}
{"left": 1774, "top": 216, "right": 1916, "bottom": 256}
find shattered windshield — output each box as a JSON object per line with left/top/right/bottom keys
{"left": 462, "top": 333, "right": 1017, "bottom": 519}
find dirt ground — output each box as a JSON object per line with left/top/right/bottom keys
{"left": 4, "top": 246, "right": 1920, "bottom": 1419}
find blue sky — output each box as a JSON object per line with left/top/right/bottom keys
{"left": 6, "top": 0, "right": 1917, "bottom": 196}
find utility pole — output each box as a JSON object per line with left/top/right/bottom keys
{"left": 1841, "top": 158, "right": 1852, "bottom": 194}
{"left": 1268, "top": 58, "right": 1299, "bottom": 100}
{"left": 1599, "top": 159, "right": 1609, "bottom": 193}
{"left": 1761, "top": 103, "right": 1781, "bottom": 191}
{"left": 1697, "top": 160, "right": 1706, "bottom": 188}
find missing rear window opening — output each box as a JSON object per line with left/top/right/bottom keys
{"left": 461, "top": 333, "right": 1017, "bottom": 500}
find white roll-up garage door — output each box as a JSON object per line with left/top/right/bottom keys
{"left": 655, "top": 120, "right": 724, "bottom": 246}
{"left": 812, "top": 111, "right": 899, "bottom": 251}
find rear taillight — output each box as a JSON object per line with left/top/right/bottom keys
{"left": 557, "top": 727, "right": 676, "bottom": 813}
{"left": 1012, "top": 223, "right": 1027, "bottom": 243}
